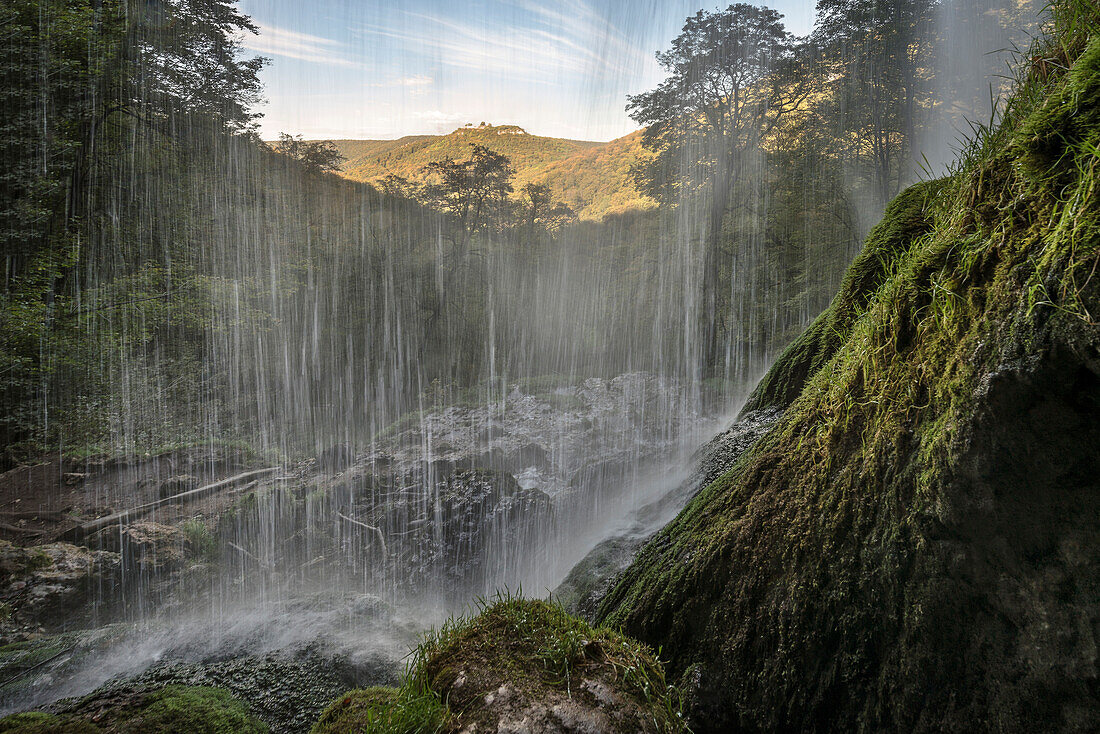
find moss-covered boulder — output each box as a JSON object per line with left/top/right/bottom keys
{"left": 311, "top": 686, "right": 442, "bottom": 734}
{"left": 597, "top": 11, "right": 1100, "bottom": 734}
{"left": 0, "top": 685, "right": 266, "bottom": 733}
{"left": 314, "top": 598, "right": 685, "bottom": 733}
{"left": 0, "top": 712, "right": 99, "bottom": 733}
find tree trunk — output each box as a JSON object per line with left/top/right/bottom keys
{"left": 701, "top": 164, "right": 733, "bottom": 378}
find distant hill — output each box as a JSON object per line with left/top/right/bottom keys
{"left": 325, "top": 123, "right": 656, "bottom": 221}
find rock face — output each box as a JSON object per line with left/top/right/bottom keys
{"left": 0, "top": 541, "right": 119, "bottom": 639}
{"left": 375, "top": 467, "right": 553, "bottom": 596}
{"left": 597, "top": 30, "right": 1100, "bottom": 734}
{"left": 294, "top": 466, "right": 553, "bottom": 601}
{"left": 372, "top": 372, "right": 705, "bottom": 496}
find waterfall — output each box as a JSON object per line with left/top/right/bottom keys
{"left": 0, "top": 0, "right": 1044, "bottom": 722}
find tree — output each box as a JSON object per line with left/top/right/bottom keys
{"left": 813, "top": 0, "right": 936, "bottom": 209}
{"left": 629, "top": 4, "right": 807, "bottom": 373}
{"left": 419, "top": 144, "right": 515, "bottom": 259}
{"left": 0, "top": 0, "right": 268, "bottom": 459}
{"left": 517, "top": 183, "right": 576, "bottom": 234}
{"left": 123, "top": 0, "right": 267, "bottom": 134}
{"left": 272, "top": 134, "right": 345, "bottom": 174}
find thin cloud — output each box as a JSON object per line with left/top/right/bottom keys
{"left": 356, "top": 1, "right": 649, "bottom": 82}
{"left": 412, "top": 109, "right": 473, "bottom": 133}
{"left": 510, "top": 0, "right": 651, "bottom": 73}
{"left": 242, "top": 21, "right": 361, "bottom": 68}
{"left": 365, "top": 74, "right": 434, "bottom": 88}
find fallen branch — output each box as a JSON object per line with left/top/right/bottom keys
{"left": 0, "top": 510, "right": 71, "bottom": 521}
{"left": 0, "top": 522, "right": 47, "bottom": 536}
{"left": 0, "top": 644, "right": 79, "bottom": 689}
{"left": 336, "top": 512, "right": 388, "bottom": 557}
{"left": 58, "top": 467, "right": 279, "bottom": 542}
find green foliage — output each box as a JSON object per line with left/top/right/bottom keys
{"left": 814, "top": 0, "right": 936, "bottom": 206}
{"left": 0, "top": 0, "right": 267, "bottom": 464}
{"left": 272, "top": 134, "right": 346, "bottom": 174}
{"left": 179, "top": 518, "right": 218, "bottom": 561}
{"left": 0, "top": 0, "right": 123, "bottom": 460}
{"left": 628, "top": 3, "right": 804, "bottom": 204}
{"left": 126, "top": 0, "right": 266, "bottom": 134}
{"left": 419, "top": 144, "right": 516, "bottom": 257}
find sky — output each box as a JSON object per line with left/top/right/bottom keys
{"left": 237, "top": 0, "right": 818, "bottom": 142}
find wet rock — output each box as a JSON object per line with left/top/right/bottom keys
{"left": 504, "top": 442, "right": 551, "bottom": 471}
{"left": 24, "top": 684, "right": 267, "bottom": 732}
{"left": 0, "top": 541, "right": 119, "bottom": 637}
{"left": 368, "top": 371, "right": 711, "bottom": 498}
{"left": 551, "top": 536, "right": 643, "bottom": 622}
{"left": 317, "top": 443, "right": 354, "bottom": 472}
{"left": 454, "top": 446, "right": 504, "bottom": 471}
{"left": 90, "top": 522, "right": 189, "bottom": 573}
{"left": 554, "top": 407, "right": 783, "bottom": 620}
{"left": 362, "top": 468, "right": 552, "bottom": 596}
{"left": 94, "top": 649, "right": 363, "bottom": 734}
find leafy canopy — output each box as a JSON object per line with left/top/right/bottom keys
{"left": 628, "top": 3, "right": 805, "bottom": 202}
{"left": 272, "top": 134, "right": 346, "bottom": 174}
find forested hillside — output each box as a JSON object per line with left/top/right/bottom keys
{"left": 326, "top": 124, "right": 656, "bottom": 220}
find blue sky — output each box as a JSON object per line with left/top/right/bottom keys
{"left": 237, "top": 0, "right": 817, "bottom": 142}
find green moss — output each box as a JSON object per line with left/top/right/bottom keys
{"left": 0, "top": 713, "right": 98, "bottom": 733}
{"left": 0, "top": 686, "right": 267, "bottom": 734}
{"left": 111, "top": 685, "right": 267, "bottom": 734}
{"left": 741, "top": 178, "right": 943, "bottom": 413}
{"left": 597, "top": 21, "right": 1100, "bottom": 734}
{"left": 310, "top": 686, "right": 443, "bottom": 734}
{"left": 315, "top": 596, "right": 685, "bottom": 734}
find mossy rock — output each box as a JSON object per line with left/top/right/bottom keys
{"left": 310, "top": 686, "right": 438, "bottom": 734}
{"left": 0, "top": 712, "right": 99, "bottom": 733}
{"left": 597, "top": 26, "right": 1100, "bottom": 734}
{"left": 740, "top": 177, "right": 943, "bottom": 414}
{"left": 314, "top": 597, "right": 686, "bottom": 733}
{"left": 1, "top": 685, "right": 267, "bottom": 733}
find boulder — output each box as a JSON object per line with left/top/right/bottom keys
{"left": 0, "top": 541, "right": 119, "bottom": 636}
{"left": 90, "top": 522, "right": 190, "bottom": 573}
